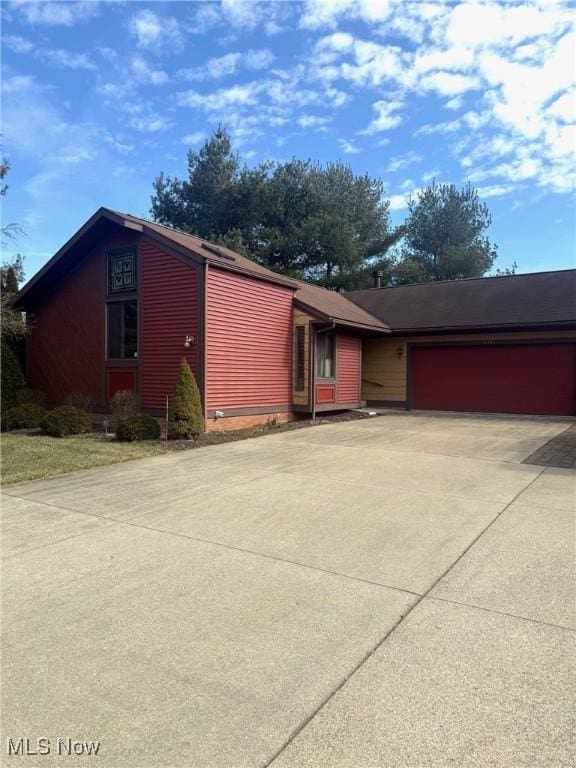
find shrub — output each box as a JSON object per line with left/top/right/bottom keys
{"left": 111, "top": 390, "right": 141, "bottom": 429}
{"left": 168, "top": 358, "right": 204, "bottom": 439}
{"left": 116, "top": 414, "right": 161, "bottom": 442}
{"left": 1, "top": 338, "right": 25, "bottom": 414}
{"left": 3, "top": 403, "right": 45, "bottom": 430}
{"left": 65, "top": 391, "right": 96, "bottom": 413}
{"left": 15, "top": 388, "right": 47, "bottom": 406}
{"left": 40, "top": 405, "right": 92, "bottom": 438}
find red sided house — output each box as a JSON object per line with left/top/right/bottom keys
{"left": 15, "top": 208, "right": 388, "bottom": 430}
{"left": 15, "top": 208, "right": 576, "bottom": 424}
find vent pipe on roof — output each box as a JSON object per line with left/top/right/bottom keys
{"left": 373, "top": 269, "right": 383, "bottom": 289}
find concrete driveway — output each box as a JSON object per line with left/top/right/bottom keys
{"left": 1, "top": 412, "right": 574, "bottom": 767}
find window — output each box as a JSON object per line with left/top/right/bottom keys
{"left": 315, "top": 332, "right": 335, "bottom": 379}
{"left": 108, "top": 249, "right": 136, "bottom": 294}
{"left": 107, "top": 300, "right": 138, "bottom": 359}
{"left": 295, "top": 325, "right": 306, "bottom": 391}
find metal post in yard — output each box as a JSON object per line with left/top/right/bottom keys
{"left": 165, "top": 395, "right": 169, "bottom": 452}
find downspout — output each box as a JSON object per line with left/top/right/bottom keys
{"left": 310, "top": 326, "right": 316, "bottom": 421}
{"left": 202, "top": 262, "right": 208, "bottom": 431}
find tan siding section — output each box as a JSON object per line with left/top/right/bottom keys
{"left": 293, "top": 309, "right": 313, "bottom": 406}
{"left": 362, "top": 330, "right": 576, "bottom": 402}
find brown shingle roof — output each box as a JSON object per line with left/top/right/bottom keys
{"left": 116, "top": 210, "right": 299, "bottom": 289}
{"left": 347, "top": 270, "right": 576, "bottom": 333}
{"left": 294, "top": 281, "right": 389, "bottom": 333}
{"left": 119, "top": 212, "right": 387, "bottom": 332}
{"left": 16, "top": 207, "right": 388, "bottom": 334}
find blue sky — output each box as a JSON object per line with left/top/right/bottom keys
{"left": 2, "top": 0, "right": 575, "bottom": 281}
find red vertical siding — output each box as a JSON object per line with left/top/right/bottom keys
{"left": 336, "top": 334, "right": 361, "bottom": 404}
{"left": 206, "top": 268, "right": 293, "bottom": 409}
{"left": 25, "top": 231, "right": 137, "bottom": 408}
{"left": 140, "top": 240, "right": 200, "bottom": 410}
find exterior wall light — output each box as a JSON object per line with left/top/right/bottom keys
{"left": 184, "top": 335, "right": 195, "bottom": 347}
{"left": 396, "top": 346, "right": 404, "bottom": 359}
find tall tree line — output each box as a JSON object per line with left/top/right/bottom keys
{"left": 151, "top": 127, "right": 506, "bottom": 290}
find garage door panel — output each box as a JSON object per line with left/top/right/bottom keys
{"left": 411, "top": 344, "right": 576, "bottom": 416}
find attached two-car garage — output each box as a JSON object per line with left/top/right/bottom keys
{"left": 349, "top": 270, "right": 576, "bottom": 418}
{"left": 411, "top": 343, "right": 576, "bottom": 416}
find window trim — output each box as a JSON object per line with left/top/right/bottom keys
{"left": 315, "top": 331, "right": 336, "bottom": 380}
{"left": 295, "top": 325, "right": 306, "bottom": 391}
{"left": 105, "top": 298, "right": 139, "bottom": 361}
{"left": 107, "top": 247, "right": 137, "bottom": 296}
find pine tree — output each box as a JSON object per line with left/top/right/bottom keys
{"left": 395, "top": 182, "right": 497, "bottom": 283}
{"left": 167, "top": 358, "right": 204, "bottom": 439}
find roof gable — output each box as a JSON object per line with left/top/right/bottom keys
{"left": 15, "top": 208, "right": 388, "bottom": 334}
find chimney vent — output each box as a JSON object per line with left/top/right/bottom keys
{"left": 373, "top": 270, "right": 383, "bottom": 289}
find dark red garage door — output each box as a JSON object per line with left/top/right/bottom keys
{"left": 411, "top": 343, "right": 576, "bottom": 416}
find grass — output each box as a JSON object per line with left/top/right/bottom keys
{"left": 0, "top": 410, "right": 371, "bottom": 487}
{"left": 1, "top": 432, "right": 163, "bottom": 486}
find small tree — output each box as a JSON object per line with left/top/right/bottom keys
{"left": 168, "top": 358, "right": 203, "bottom": 439}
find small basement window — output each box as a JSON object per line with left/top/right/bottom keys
{"left": 107, "top": 300, "right": 138, "bottom": 359}
{"left": 315, "top": 332, "right": 335, "bottom": 379}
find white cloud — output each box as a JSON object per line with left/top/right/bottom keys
{"left": 476, "top": 184, "right": 515, "bottom": 199}
{"left": 363, "top": 99, "right": 404, "bottom": 134}
{"left": 388, "top": 193, "right": 410, "bottom": 211}
{"left": 479, "top": 31, "right": 575, "bottom": 139}
{"left": 4, "top": 87, "right": 131, "bottom": 210}
{"left": 178, "top": 82, "right": 262, "bottom": 110}
{"left": 386, "top": 151, "right": 422, "bottom": 172}
{"left": 40, "top": 48, "right": 96, "bottom": 70}
{"left": 422, "top": 168, "right": 441, "bottom": 183}
{"left": 221, "top": 0, "right": 262, "bottom": 29}
{"left": 2, "top": 34, "right": 34, "bottom": 53}
{"left": 128, "top": 9, "right": 182, "bottom": 51}
{"left": 313, "top": 34, "right": 405, "bottom": 88}
{"left": 131, "top": 56, "right": 169, "bottom": 85}
{"left": 205, "top": 53, "right": 242, "bottom": 79}
{"left": 180, "top": 49, "right": 275, "bottom": 82}
{"left": 445, "top": 2, "right": 571, "bottom": 50}
{"left": 9, "top": 1, "right": 100, "bottom": 26}
{"left": 182, "top": 132, "right": 205, "bottom": 146}
{"left": 96, "top": 46, "right": 118, "bottom": 62}
{"left": 301, "top": 0, "right": 392, "bottom": 30}
{"left": 422, "top": 71, "right": 479, "bottom": 97}
{"left": 1, "top": 75, "right": 35, "bottom": 93}
{"left": 189, "top": 4, "right": 221, "bottom": 34}
{"left": 300, "top": 0, "right": 355, "bottom": 29}
{"left": 548, "top": 90, "right": 575, "bottom": 123}
{"left": 298, "top": 114, "right": 331, "bottom": 128}
{"left": 264, "top": 20, "right": 282, "bottom": 35}
{"left": 129, "top": 115, "right": 171, "bottom": 133}
{"left": 338, "top": 138, "right": 361, "bottom": 154}
{"left": 245, "top": 49, "right": 275, "bottom": 70}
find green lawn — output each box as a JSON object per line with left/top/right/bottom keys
{"left": 1, "top": 433, "right": 163, "bottom": 486}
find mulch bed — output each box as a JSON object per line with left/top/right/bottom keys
{"left": 163, "top": 410, "right": 375, "bottom": 452}
{"left": 3, "top": 410, "right": 378, "bottom": 453}
{"left": 523, "top": 424, "right": 576, "bottom": 469}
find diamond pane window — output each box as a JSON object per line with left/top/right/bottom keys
{"left": 108, "top": 250, "right": 136, "bottom": 293}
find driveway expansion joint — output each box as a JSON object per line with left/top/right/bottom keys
{"left": 2, "top": 491, "right": 423, "bottom": 598}
{"left": 264, "top": 465, "right": 549, "bottom": 767}
{"left": 425, "top": 595, "right": 576, "bottom": 633}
